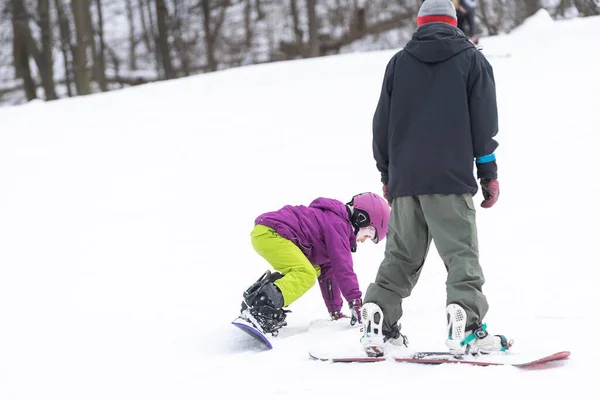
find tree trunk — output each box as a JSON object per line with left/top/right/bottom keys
{"left": 255, "top": 0, "right": 264, "bottom": 20}
{"left": 200, "top": 0, "right": 217, "bottom": 71}
{"left": 11, "top": 0, "right": 58, "bottom": 100}
{"left": 289, "top": 0, "right": 303, "bottom": 55}
{"left": 126, "top": 0, "right": 137, "bottom": 70}
{"left": 82, "top": 2, "right": 101, "bottom": 90}
{"left": 244, "top": 0, "right": 253, "bottom": 50}
{"left": 172, "top": 0, "right": 190, "bottom": 76}
{"left": 349, "top": 0, "right": 366, "bottom": 37}
{"left": 54, "top": 0, "right": 73, "bottom": 96}
{"left": 106, "top": 45, "right": 123, "bottom": 87}
{"left": 574, "top": 0, "right": 599, "bottom": 16}
{"left": 306, "top": 0, "right": 320, "bottom": 57}
{"left": 138, "top": 0, "right": 153, "bottom": 54}
{"left": 155, "top": 0, "right": 175, "bottom": 79}
{"left": 94, "top": 0, "right": 108, "bottom": 91}
{"left": 556, "top": 0, "right": 572, "bottom": 17}
{"left": 478, "top": 0, "right": 499, "bottom": 35}
{"left": 71, "top": 0, "right": 92, "bottom": 95}
{"left": 11, "top": 0, "right": 37, "bottom": 100}
{"left": 523, "top": 0, "right": 542, "bottom": 19}
{"left": 146, "top": 0, "right": 162, "bottom": 76}
{"left": 146, "top": 0, "right": 157, "bottom": 37}
{"left": 37, "top": 0, "right": 57, "bottom": 99}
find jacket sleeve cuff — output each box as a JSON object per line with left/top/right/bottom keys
{"left": 318, "top": 275, "right": 343, "bottom": 313}
{"left": 476, "top": 159, "right": 498, "bottom": 180}
{"left": 381, "top": 173, "right": 388, "bottom": 185}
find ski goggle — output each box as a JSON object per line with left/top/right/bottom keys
{"left": 352, "top": 208, "right": 379, "bottom": 243}
{"left": 353, "top": 208, "right": 371, "bottom": 228}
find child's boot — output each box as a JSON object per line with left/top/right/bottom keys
{"left": 240, "top": 270, "right": 288, "bottom": 335}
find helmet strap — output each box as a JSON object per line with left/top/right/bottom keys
{"left": 346, "top": 204, "right": 361, "bottom": 236}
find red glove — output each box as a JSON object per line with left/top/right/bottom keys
{"left": 480, "top": 179, "right": 500, "bottom": 208}
{"left": 382, "top": 184, "right": 392, "bottom": 207}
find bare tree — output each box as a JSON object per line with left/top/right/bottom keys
{"left": 254, "top": 0, "right": 264, "bottom": 19}
{"left": 524, "top": 0, "right": 542, "bottom": 16}
{"left": 126, "top": 0, "right": 137, "bottom": 70}
{"left": 155, "top": 0, "right": 176, "bottom": 79}
{"left": 54, "top": 0, "right": 73, "bottom": 96}
{"left": 289, "top": 0, "right": 304, "bottom": 56}
{"left": 145, "top": 0, "right": 163, "bottom": 74}
{"left": 71, "top": 0, "right": 92, "bottom": 95}
{"left": 138, "top": 0, "right": 154, "bottom": 54}
{"left": 36, "top": 0, "right": 58, "bottom": 99}
{"left": 515, "top": 0, "right": 542, "bottom": 24}
{"left": 479, "top": 0, "right": 507, "bottom": 35}
{"left": 555, "top": 0, "right": 573, "bottom": 17}
{"left": 306, "top": 0, "right": 319, "bottom": 57}
{"left": 573, "top": 0, "right": 599, "bottom": 16}
{"left": 243, "top": 0, "right": 253, "bottom": 50}
{"left": 10, "top": 0, "right": 59, "bottom": 101}
{"left": 80, "top": 2, "right": 100, "bottom": 89}
{"left": 172, "top": 0, "right": 191, "bottom": 77}
{"left": 5, "top": 0, "right": 599, "bottom": 107}
{"left": 199, "top": 0, "right": 228, "bottom": 72}
{"left": 350, "top": 0, "right": 366, "bottom": 37}
{"left": 136, "top": 0, "right": 161, "bottom": 75}
{"left": 94, "top": 0, "right": 108, "bottom": 91}
{"left": 319, "top": 0, "right": 370, "bottom": 52}
{"left": 10, "top": 0, "right": 37, "bottom": 100}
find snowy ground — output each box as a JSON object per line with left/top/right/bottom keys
{"left": 0, "top": 11, "right": 598, "bottom": 400}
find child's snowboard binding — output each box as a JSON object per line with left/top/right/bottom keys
{"left": 239, "top": 270, "right": 289, "bottom": 336}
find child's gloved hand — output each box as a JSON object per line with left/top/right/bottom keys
{"left": 329, "top": 310, "right": 347, "bottom": 320}
{"left": 349, "top": 298, "right": 362, "bottom": 326}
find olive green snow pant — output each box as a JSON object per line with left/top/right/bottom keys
{"left": 364, "top": 194, "right": 488, "bottom": 333}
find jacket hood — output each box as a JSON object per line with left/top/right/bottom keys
{"left": 309, "top": 197, "right": 350, "bottom": 222}
{"left": 404, "top": 23, "right": 474, "bottom": 64}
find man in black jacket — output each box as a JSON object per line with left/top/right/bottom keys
{"left": 360, "top": 0, "right": 509, "bottom": 357}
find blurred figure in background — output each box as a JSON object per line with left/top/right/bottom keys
{"left": 455, "top": 0, "right": 479, "bottom": 44}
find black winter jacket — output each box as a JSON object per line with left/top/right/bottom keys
{"left": 372, "top": 22, "right": 498, "bottom": 197}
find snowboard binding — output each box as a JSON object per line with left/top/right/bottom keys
{"left": 360, "top": 303, "right": 408, "bottom": 357}
{"left": 445, "top": 304, "right": 513, "bottom": 355}
{"left": 240, "top": 270, "right": 289, "bottom": 336}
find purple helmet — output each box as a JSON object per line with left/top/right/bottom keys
{"left": 347, "top": 192, "right": 391, "bottom": 244}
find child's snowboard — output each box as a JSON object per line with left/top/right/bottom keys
{"left": 232, "top": 313, "right": 354, "bottom": 350}
{"left": 309, "top": 350, "right": 571, "bottom": 368}
{"left": 232, "top": 317, "right": 273, "bottom": 349}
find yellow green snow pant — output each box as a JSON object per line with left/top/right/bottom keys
{"left": 250, "top": 224, "right": 320, "bottom": 307}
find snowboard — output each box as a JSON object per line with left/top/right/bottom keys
{"left": 309, "top": 350, "right": 571, "bottom": 368}
{"left": 232, "top": 317, "right": 273, "bottom": 349}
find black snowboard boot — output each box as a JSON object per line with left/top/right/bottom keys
{"left": 240, "top": 271, "right": 288, "bottom": 335}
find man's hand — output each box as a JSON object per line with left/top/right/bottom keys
{"left": 480, "top": 179, "right": 500, "bottom": 208}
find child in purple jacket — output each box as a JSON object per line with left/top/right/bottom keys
{"left": 238, "top": 192, "right": 391, "bottom": 336}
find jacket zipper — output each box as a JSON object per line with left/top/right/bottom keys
{"left": 326, "top": 278, "right": 334, "bottom": 300}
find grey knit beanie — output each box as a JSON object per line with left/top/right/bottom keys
{"left": 417, "top": 0, "right": 458, "bottom": 27}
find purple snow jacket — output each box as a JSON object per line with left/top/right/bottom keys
{"left": 254, "top": 197, "right": 361, "bottom": 313}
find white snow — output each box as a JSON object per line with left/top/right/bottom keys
{"left": 1, "top": 14, "right": 599, "bottom": 400}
